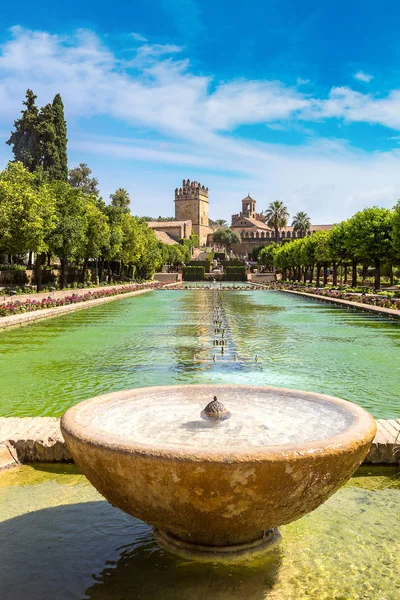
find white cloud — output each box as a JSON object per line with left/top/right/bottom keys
{"left": 354, "top": 71, "right": 373, "bottom": 83}
{"left": 1, "top": 26, "right": 400, "bottom": 222}
{"left": 131, "top": 32, "right": 148, "bottom": 42}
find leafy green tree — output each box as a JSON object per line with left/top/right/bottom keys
{"left": 110, "top": 188, "right": 131, "bottom": 212}
{"left": 314, "top": 231, "right": 332, "bottom": 285}
{"left": 213, "top": 228, "right": 240, "bottom": 252}
{"left": 292, "top": 211, "right": 311, "bottom": 238}
{"left": 249, "top": 244, "right": 265, "bottom": 261}
{"left": 81, "top": 201, "right": 111, "bottom": 284}
{"left": 7, "top": 90, "right": 41, "bottom": 172}
{"left": 346, "top": 207, "right": 393, "bottom": 289}
{"left": 392, "top": 200, "right": 400, "bottom": 255}
{"left": 265, "top": 201, "right": 289, "bottom": 242}
{"left": 68, "top": 163, "right": 100, "bottom": 196}
{"left": 326, "top": 222, "right": 352, "bottom": 286}
{"left": 52, "top": 94, "right": 68, "bottom": 181}
{"left": 258, "top": 244, "right": 276, "bottom": 270}
{"left": 273, "top": 243, "right": 291, "bottom": 281}
{"left": 47, "top": 181, "right": 87, "bottom": 288}
{"left": 0, "top": 162, "right": 56, "bottom": 290}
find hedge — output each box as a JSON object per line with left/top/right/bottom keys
{"left": 183, "top": 266, "right": 205, "bottom": 281}
{"left": 188, "top": 260, "right": 211, "bottom": 272}
{"left": 220, "top": 260, "right": 244, "bottom": 268}
{"left": 214, "top": 252, "right": 227, "bottom": 261}
{"left": 224, "top": 266, "right": 246, "bottom": 281}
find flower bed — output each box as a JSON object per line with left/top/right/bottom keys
{"left": 0, "top": 282, "right": 162, "bottom": 318}
{"left": 265, "top": 283, "right": 400, "bottom": 311}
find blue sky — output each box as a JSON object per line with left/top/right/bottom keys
{"left": 1, "top": 0, "right": 400, "bottom": 222}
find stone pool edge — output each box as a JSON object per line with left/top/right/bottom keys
{"left": 0, "top": 416, "right": 398, "bottom": 470}
{"left": 277, "top": 288, "right": 400, "bottom": 319}
{"left": 0, "top": 286, "right": 166, "bottom": 330}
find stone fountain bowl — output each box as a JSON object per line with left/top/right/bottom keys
{"left": 61, "top": 385, "right": 376, "bottom": 561}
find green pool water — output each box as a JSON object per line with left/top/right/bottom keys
{"left": 0, "top": 289, "right": 399, "bottom": 418}
{"left": 0, "top": 464, "right": 399, "bottom": 600}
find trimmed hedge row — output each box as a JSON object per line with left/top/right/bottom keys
{"left": 188, "top": 260, "right": 211, "bottom": 272}
{"left": 183, "top": 266, "right": 205, "bottom": 281}
{"left": 220, "top": 260, "right": 244, "bottom": 268}
{"left": 224, "top": 266, "right": 246, "bottom": 281}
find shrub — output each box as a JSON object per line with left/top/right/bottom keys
{"left": 0, "top": 264, "right": 27, "bottom": 271}
{"left": 182, "top": 266, "right": 205, "bottom": 281}
{"left": 224, "top": 266, "right": 246, "bottom": 281}
{"left": 188, "top": 261, "right": 211, "bottom": 272}
{"left": 220, "top": 260, "right": 244, "bottom": 268}
{"left": 214, "top": 252, "right": 226, "bottom": 261}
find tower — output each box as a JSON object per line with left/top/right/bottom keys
{"left": 175, "top": 179, "right": 211, "bottom": 246}
{"left": 241, "top": 195, "right": 257, "bottom": 219}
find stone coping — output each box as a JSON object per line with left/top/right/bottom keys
{"left": 0, "top": 282, "right": 142, "bottom": 305}
{"left": 0, "top": 286, "right": 161, "bottom": 330}
{"left": 279, "top": 288, "right": 400, "bottom": 319}
{"left": 0, "top": 416, "right": 398, "bottom": 470}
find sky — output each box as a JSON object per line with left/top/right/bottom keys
{"left": 2, "top": 0, "right": 400, "bottom": 223}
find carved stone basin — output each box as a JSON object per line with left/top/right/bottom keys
{"left": 61, "top": 385, "right": 376, "bottom": 561}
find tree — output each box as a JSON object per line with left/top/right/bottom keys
{"left": 292, "top": 212, "right": 311, "bottom": 238}
{"left": 265, "top": 201, "right": 289, "bottom": 242}
{"left": 110, "top": 188, "right": 130, "bottom": 212}
{"left": 47, "top": 181, "right": 87, "bottom": 288}
{"left": 37, "top": 103, "right": 59, "bottom": 179}
{"left": 51, "top": 94, "right": 68, "bottom": 181}
{"left": 249, "top": 244, "right": 265, "bottom": 261}
{"left": 68, "top": 163, "right": 100, "bottom": 196}
{"left": 346, "top": 207, "right": 393, "bottom": 289}
{"left": 7, "top": 90, "right": 41, "bottom": 172}
{"left": 0, "top": 162, "right": 56, "bottom": 291}
{"left": 259, "top": 244, "right": 276, "bottom": 270}
{"left": 81, "top": 201, "right": 111, "bottom": 284}
{"left": 326, "top": 222, "right": 352, "bottom": 286}
{"left": 213, "top": 219, "right": 228, "bottom": 227}
{"left": 213, "top": 228, "right": 241, "bottom": 252}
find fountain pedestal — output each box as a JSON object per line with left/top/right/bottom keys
{"left": 61, "top": 385, "right": 376, "bottom": 562}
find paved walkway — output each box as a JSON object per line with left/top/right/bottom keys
{"left": 280, "top": 288, "right": 400, "bottom": 319}
{"left": 0, "top": 416, "right": 398, "bottom": 470}
{"left": 0, "top": 283, "right": 140, "bottom": 305}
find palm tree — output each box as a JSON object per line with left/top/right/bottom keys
{"left": 265, "top": 201, "right": 289, "bottom": 242}
{"left": 292, "top": 211, "right": 311, "bottom": 238}
{"left": 213, "top": 219, "right": 228, "bottom": 227}
{"left": 110, "top": 188, "right": 131, "bottom": 212}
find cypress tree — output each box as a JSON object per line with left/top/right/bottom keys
{"left": 38, "top": 103, "right": 59, "bottom": 179}
{"left": 51, "top": 94, "right": 68, "bottom": 180}
{"left": 6, "top": 89, "right": 41, "bottom": 171}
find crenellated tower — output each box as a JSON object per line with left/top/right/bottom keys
{"left": 175, "top": 179, "right": 211, "bottom": 246}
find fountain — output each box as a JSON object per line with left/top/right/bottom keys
{"left": 61, "top": 384, "right": 376, "bottom": 562}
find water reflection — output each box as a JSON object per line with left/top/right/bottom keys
{"left": 0, "top": 500, "right": 281, "bottom": 600}
{"left": 85, "top": 537, "right": 282, "bottom": 600}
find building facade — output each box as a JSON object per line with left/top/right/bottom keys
{"left": 230, "top": 195, "right": 332, "bottom": 255}
{"left": 147, "top": 220, "right": 192, "bottom": 244}
{"left": 175, "top": 180, "right": 213, "bottom": 246}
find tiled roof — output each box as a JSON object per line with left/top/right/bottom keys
{"left": 153, "top": 231, "right": 178, "bottom": 245}
{"left": 232, "top": 216, "right": 270, "bottom": 230}
{"left": 281, "top": 224, "right": 333, "bottom": 232}
{"left": 147, "top": 220, "right": 191, "bottom": 228}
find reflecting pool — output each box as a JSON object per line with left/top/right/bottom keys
{"left": 0, "top": 289, "right": 399, "bottom": 418}
{"left": 0, "top": 464, "right": 399, "bottom": 600}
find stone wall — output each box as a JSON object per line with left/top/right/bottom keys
{"left": 175, "top": 179, "right": 212, "bottom": 246}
